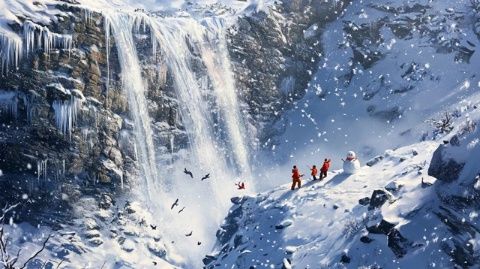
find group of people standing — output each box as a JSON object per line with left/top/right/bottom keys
{"left": 291, "top": 159, "right": 331, "bottom": 190}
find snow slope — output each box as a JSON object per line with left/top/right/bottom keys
{"left": 205, "top": 141, "right": 453, "bottom": 268}
{"left": 259, "top": 0, "right": 480, "bottom": 178}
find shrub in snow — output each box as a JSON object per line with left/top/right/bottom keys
{"left": 430, "top": 112, "right": 454, "bottom": 136}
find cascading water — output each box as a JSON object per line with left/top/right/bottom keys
{"left": 104, "top": 13, "right": 160, "bottom": 202}
{"left": 143, "top": 16, "right": 252, "bottom": 266}
{"left": 101, "top": 10, "right": 252, "bottom": 267}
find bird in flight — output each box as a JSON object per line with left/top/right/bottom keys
{"left": 178, "top": 207, "right": 186, "bottom": 214}
{"left": 201, "top": 173, "right": 210, "bottom": 181}
{"left": 184, "top": 168, "right": 193, "bottom": 178}
{"left": 171, "top": 198, "right": 179, "bottom": 210}
{"left": 185, "top": 231, "right": 193, "bottom": 237}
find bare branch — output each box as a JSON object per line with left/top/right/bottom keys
{"left": 55, "top": 259, "right": 65, "bottom": 269}
{"left": 0, "top": 203, "right": 19, "bottom": 224}
{"left": 19, "top": 234, "right": 52, "bottom": 269}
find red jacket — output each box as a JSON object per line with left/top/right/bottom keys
{"left": 321, "top": 161, "right": 330, "bottom": 172}
{"left": 311, "top": 167, "right": 318, "bottom": 176}
{"left": 292, "top": 168, "right": 301, "bottom": 180}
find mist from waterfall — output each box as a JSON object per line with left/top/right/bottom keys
{"left": 105, "top": 11, "right": 252, "bottom": 267}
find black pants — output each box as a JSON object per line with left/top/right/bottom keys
{"left": 320, "top": 171, "right": 327, "bottom": 180}
{"left": 312, "top": 175, "right": 318, "bottom": 181}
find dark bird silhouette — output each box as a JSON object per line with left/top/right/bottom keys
{"left": 171, "top": 199, "right": 179, "bottom": 210}
{"left": 150, "top": 224, "right": 157, "bottom": 230}
{"left": 153, "top": 261, "right": 157, "bottom": 266}
{"left": 178, "top": 207, "right": 186, "bottom": 214}
{"left": 184, "top": 168, "right": 193, "bottom": 178}
{"left": 421, "top": 177, "right": 433, "bottom": 188}
{"left": 201, "top": 173, "right": 210, "bottom": 181}
{"left": 185, "top": 231, "right": 193, "bottom": 237}
{"left": 197, "top": 241, "right": 202, "bottom": 245}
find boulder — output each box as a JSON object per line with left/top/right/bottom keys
{"left": 369, "top": 190, "right": 392, "bottom": 210}
{"left": 340, "top": 253, "right": 351, "bottom": 263}
{"left": 360, "top": 235, "right": 373, "bottom": 243}
{"left": 358, "top": 197, "right": 370, "bottom": 206}
{"left": 367, "top": 219, "right": 395, "bottom": 235}
{"left": 428, "top": 144, "right": 465, "bottom": 182}
{"left": 387, "top": 229, "right": 411, "bottom": 258}
{"left": 366, "top": 155, "right": 384, "bottom": 167}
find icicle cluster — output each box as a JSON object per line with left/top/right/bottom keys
{"left": 0, "top": 90, "right": 18, "bottom": 118}
{"left": 37, "top": 159, "right": 48, "bottom": 181}
{"left": 52, "top": 96, "right": 83, "bottom": 138}
{"left": 23, "top": 21, "right": 73, "bottom": 56}
{"left": 0, "top": 33, "right": 22, "bottom": 73}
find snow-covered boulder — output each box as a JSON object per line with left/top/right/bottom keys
{"left": 343, "top": 151, "right": 361, "bottom": 174}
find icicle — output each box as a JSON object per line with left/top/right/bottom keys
{"left": 84, "top": 9, "right": 93, "bottom": 25}
{"left": 0, "top": 90, "right": 18, "bottom": 119}
{"left": 37, "top": 159, "right": 48, "bottom": 182}
{"left": 23, "top": 21, "right": 73, "bottom": 57}
{"left": 0, "top": 33, "right": 22, "bottom": 74}
{"left": 52, "top": 95, "right": 83, "bottom": 139}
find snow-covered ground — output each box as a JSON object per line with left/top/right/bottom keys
{"left": 256, "top": 0, "right": 480, "bottom": 186}
{"left": 206, "top": 140, "right": 463, "bottom": 268}
{"left": 1, "top": 0, "right": 480, "bottom": 268}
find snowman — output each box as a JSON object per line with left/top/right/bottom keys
{"left": 343, "top": 151, "right": 361, "bottom": 174}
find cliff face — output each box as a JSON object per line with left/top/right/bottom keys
{"left": 0, "top": 0, "right": 339, "bottom": 220}
{"left": 229, "top": 0, "right": 347, "bottom": 149}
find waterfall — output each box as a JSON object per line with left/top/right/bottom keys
{"left": 148, "top": 17, "right": 251, "bottom": 177}
{"left": 104, "top": 11, "right": 251, "bottom": 266}
{"left": 105, "top": 13, "right": 160, "bottom": 201}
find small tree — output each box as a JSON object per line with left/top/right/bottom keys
{"left": 0, "top": 204, "right": 51, "bottom": 269}
{"left": 431, "top": 112, "right": 454, "bottom": 136}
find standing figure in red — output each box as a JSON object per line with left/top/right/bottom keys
{"left": 310, "top": 165, "right": 318, "bottom": 181}
{"left": 291, "top": 165, "right": 303, "bottom": 190}
{"left": 320, "top": 159, "right": 331, "bottom": 180}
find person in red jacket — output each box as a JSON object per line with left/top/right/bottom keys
{"left": 310, "top": 165, "right": 318, "bottom": 181}
{"left": 291, "top": 165, "right": 303, "bottom": 190}
{"left": 320, "top": 159, "right": 331, "bottom": 180}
